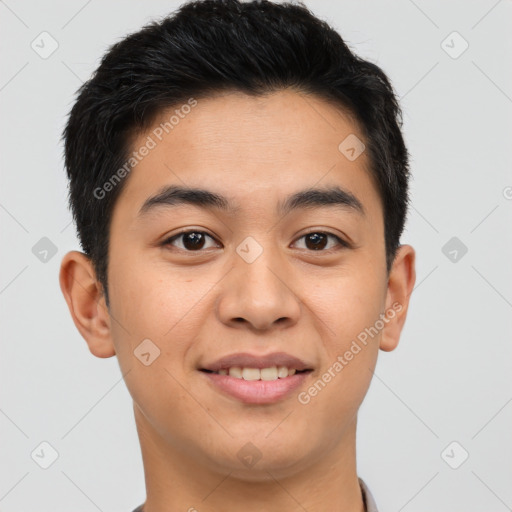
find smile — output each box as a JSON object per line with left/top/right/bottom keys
{"left": 203, "top": 366, "right": 305, "bottom": 380}
{"left": 200, "top": 368, "right": 313, "bottom": 404}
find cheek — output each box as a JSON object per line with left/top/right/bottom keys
{"left": 333, "top": 294, "right": 383, "bottom": 355}
{"left": 108, "top": 258, "right": 217, "bottom": 365}
{"left": 299, "top": 283, "right": 382, "bottom": 435}
{"left": 107, "top": 260, "right": 204, "bottom": 426}
{"left": 110, "top": 258, "right": 190, "bottom": 333}
{"left": 307, "top": 266, "right": 386, "bottom": 354}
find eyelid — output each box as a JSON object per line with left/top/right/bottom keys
{"left": 162, "top": 229, "right": 351, "bottom": 252}
{"left": 291, "top": 231, "right": 350, "bottom": 251}
{"left": 163, "top": 229, "right": 220, "bottom": 250}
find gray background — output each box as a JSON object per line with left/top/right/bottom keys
{"left": 1, "top": 0, "right": 511, "bottom": 510}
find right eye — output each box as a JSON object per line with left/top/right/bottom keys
{"left": 161, "top": 230, "right": 221, "bottom": 252}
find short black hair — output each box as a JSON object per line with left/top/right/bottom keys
{"left": 63, "top": 0, "right": 410, "bottom": 309}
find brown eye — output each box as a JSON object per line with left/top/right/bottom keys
{"left": 304, "top": 232, "right": 328, "bottom": 250}
{"left": 294, "top": 232, "right": 348, "bottom": 251}
{"left": 163, "top": 231, "right": 219, "bottom": 251}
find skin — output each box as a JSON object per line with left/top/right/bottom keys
{"left": 60, "top": 89, "right": 416, "bottom": 512}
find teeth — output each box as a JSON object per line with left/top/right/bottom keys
{"left": 229, "top": 367, "right": 243, "bottom": 378}
{"left": 277, "top": 366, "right": 289, "bottom": 378}
{"left": 260, "top": 367, "right": 278, "bottom": 381}
{"left": 242, "top": 368, "right": 260, "bottom": 381}
{"left": 219, "top": 366, "right": 299, "bottom": 380}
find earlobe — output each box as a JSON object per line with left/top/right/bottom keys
{"left": 59, "top": 251, "right": 116, "bottom": 358}
{"left": 379, "top": 244, "right": 416, "bottom": 352}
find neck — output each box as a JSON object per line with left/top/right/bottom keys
{"left": 134, "top": 405, "right": 365, "bottom": 512}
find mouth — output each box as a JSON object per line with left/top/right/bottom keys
{"left": 200, "top": 366, "right": 312, "bottom": 380}
{"left": 199, "top": 352, "right": 314, "bottom": 404}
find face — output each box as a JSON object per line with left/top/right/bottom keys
{"left": 61, "top": 89, "right": 415, "bottom": 480}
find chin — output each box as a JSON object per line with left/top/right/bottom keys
{"left": 201, "top": 437, "right": 314, "bottom": 481}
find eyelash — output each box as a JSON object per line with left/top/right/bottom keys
{"left": 162, "top": 230, "right": 350, "bottom": 253}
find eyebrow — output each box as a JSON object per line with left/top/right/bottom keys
{"left": 137, "top": 184, "right": 365, "bottom": 218}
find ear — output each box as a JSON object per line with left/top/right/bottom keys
{"left": 379, "top": 244, "right": 416, "bottom": 352}
{"left": 59, "top": 251, "right": 116, "bottom": 358}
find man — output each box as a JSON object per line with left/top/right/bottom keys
{"left": 59, "top": 1, "right": 416, "bottom": 510}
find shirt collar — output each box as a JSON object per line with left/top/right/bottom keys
{"left": 359, "top": 477, "right": 379, "bottom": 512}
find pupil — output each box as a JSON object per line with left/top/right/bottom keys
{"left": 184, "top": 232, "right": 205, "bottom": 250}
{"left": 306, "top": 233, "right": 326, "bottom": 250}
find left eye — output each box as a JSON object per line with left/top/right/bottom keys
{"left": 163, "top": 231, "right": 219, "bottom": 251}
{"left": 293, "top": 232, "right": 348, "bottom": 251}
{"left": 162, "top": 230, "right": 348, "bottom": 252}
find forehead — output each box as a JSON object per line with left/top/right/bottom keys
{"left": 114, "top": 89, "right": 381, "bottom": 223}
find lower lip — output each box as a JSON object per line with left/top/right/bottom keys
{"left": 200, "top": 371, "right": 311, "bottom": 404}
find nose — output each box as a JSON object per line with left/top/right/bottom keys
{"left": 216, "top": 243, "right": 301, "bottom": 332}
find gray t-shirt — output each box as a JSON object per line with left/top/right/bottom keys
{"left": 131, "top": 477, "right": 378, "bottom": 511}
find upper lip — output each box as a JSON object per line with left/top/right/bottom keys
{"left": 201, "top": 352, "right": 313, "bottom": 372}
